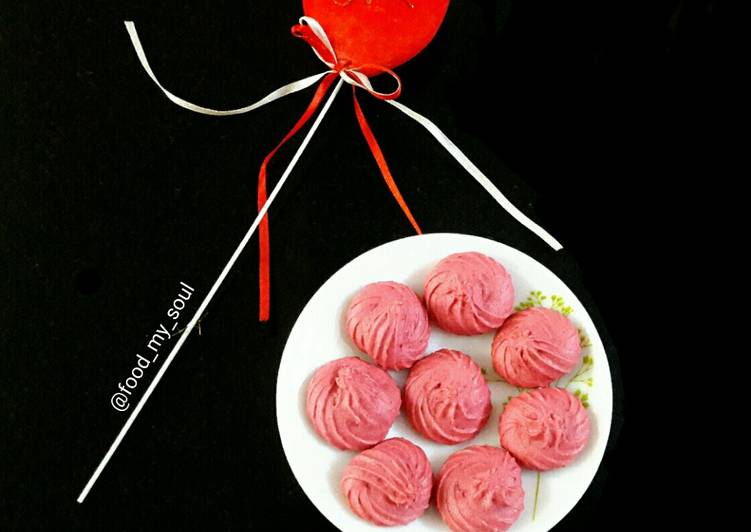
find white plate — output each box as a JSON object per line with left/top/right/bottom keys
{"left": 276, "top": 233, "right": 612, "bottom": 531}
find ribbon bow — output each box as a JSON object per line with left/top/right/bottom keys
{"left": 123, "top": 16, "right": 562, "bottom": 322}
{"left": 292, "top": 17, "right": 403, "bottom": 99}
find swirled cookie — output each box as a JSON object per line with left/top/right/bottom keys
{"left": 500, "top": 387, "right": 590, "bottom": 471}
{"left": 345, "top": 281, "right": 430, "bottom": 370}
{"left": 404, "top": 349, "right": 491, "bottom": 444}
{"left": 424, "top": 252, "right": 514, "bottom": 335}
{"left": 492, "top": 307, "right": 581, "bottom": 388}
{"left": 436, "top": 445, "right": 524, "bottom": 532}
{"left": 341, "top": 438, "right": 432, "bottom": 526}
{"left": 306, "top": 357, "right": 400, "bottom": 451}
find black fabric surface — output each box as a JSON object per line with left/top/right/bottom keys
{"left": 2, "top": 1, "right": 715, "bottom": 530}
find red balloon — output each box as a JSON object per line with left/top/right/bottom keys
{"left": 301, "top": 0, "right": 450, "bottom": 73}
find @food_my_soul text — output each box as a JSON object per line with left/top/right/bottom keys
{"left": 110, "top": 282, "right": 195, "bottom": 412}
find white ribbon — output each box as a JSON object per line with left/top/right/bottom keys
{"left": 124, "top": 20, "right": 331, "bottom": 116}
{"left": 387, "top": 100, "right": 563, "bottom": 250}
{"left": 297, "top": 16, "right": 337, "bottom": 67}
{"left": 123, "top": 18, "right": 560, "bottom": 249}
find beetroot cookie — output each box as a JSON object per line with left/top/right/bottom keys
{"left": 345, "top": 281, "right": 430, "bottom": 370}
{"left": 492, "top": 307, "right": 581, "bottom": 387}
{"left": 436, "top": 445, "right": 524, "bottom": 532}
{"left": 404, "top": 349, "right": 492, "bottom": 444}
{"left": 341, "top": 438, "right": 432, "bottom": 526}
{"left": 500, "top": 387, "right": 590, "bottom": 471}
{"left": 424, "top": 252, "right": 514, "bottom": 335}
{"left": 306, "top": 357, "right": 400, "bottom": 451}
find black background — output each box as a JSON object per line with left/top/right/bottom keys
{"left": 2, "top": 0, "right": 715, "bottom": 530}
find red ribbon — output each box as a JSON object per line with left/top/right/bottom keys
{"left": 256, "top": 24, "right": 421, "bottom": 321}
{"left": 256, "top": 72, "right": 338, "bottom": 321}
{"left": 351, "top": 87, "right": 422, "bottom": 236}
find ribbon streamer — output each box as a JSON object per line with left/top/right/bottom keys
{"left": 352, "top": 88, "right": 422, "bottom": 235}
{"left": 255, "top": 73, "right": 340, "bottom": 320}
{"left": 387, "top": 99, "right": 563, "bottom": 251}
{"left": 123, "top": 21, "right": 331, "bottom": 116}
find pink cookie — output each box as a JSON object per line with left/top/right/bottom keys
{"left": 404, "top": 349, "right": 492, "bottom": 444}
{"left": 306, "top": 357, "right": 400, "bottom": 451}
{"left": 424, "top": 252, "right": 514, "bottom": 335}
{"left": 345, "top": 281, "right": 430, "bottom": 370}
{"left": 436, "top": 445, "right": 524, "bottom": 532}
{"left": 500, "top": 387, "right": 590, "bottom": 471}
{"left": 341, "top": 438, "right": 432, "bottom": 526}
{"left": 492, "top": 307, "right": 581, "bottom": 387}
